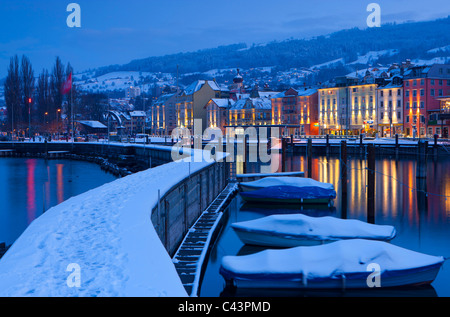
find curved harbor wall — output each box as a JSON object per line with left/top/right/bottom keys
{"left": 0, "top": 142, "right": 229, "bottom": 257}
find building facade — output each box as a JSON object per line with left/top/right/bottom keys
{"left": 272, "top": 88, "right": 319, "bottom": 136}
{"left": 151, "top": 93, "right": 178, "bottom": 135}
{"left": 376, "top": 77, "right": 403, "bottom": 137}
{"left": 176, "top": 80, "right": 224, "bottom": 134}
{"left": 403, "top": 64, "right": 450, "bottom": 137}
{"left": 205, "top": 98, "right": 235, "bottom": 134}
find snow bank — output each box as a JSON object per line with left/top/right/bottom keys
{"left": 221, "top": 239, "right": 444, "bottom": 279}
{"left": 231, "top": 214, "right": 396, "bottom": 242}
{"left": 0, "top": 153, "right": 214, "bottom": 297}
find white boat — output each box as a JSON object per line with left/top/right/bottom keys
{"left": 239, "top": 177, "right": 336, "bottom": 204}
{"left": 220, "top": 239, "right": 445, "bottom": 290}
{"left": 231, "top": 214, "right": 397, "bottom": 247}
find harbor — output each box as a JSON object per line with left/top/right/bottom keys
{"left": 199, "top": 152, "right": 450, "bottom": 297}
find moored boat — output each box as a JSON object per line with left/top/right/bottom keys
{"left": 239, "top": 177, "right": 336, "bottom": 205}
{"left": 231, "top": 214, "right": 397, "bottom": 248}
{"left": 220, "top": 239, "right": 444, "bottom": 290}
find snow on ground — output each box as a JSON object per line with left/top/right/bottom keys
{"left": 311, "top": 58, "right": 345, "bottom": 70}
{"left": 0, "top": 148, "right": 214, "bottom": 297}
{"left": 348, "top": 49, "right": 399, "bottom": 65}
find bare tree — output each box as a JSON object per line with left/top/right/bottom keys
{"left": 21, "top": 55, "right": 35, "bottom": 136}
{"left": 4, "top": 55, "right": 21, "bottom": 134}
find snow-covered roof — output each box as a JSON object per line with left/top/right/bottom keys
{"left": 209, "top": 98, "right": 235, "bottom": 108}
{"left": 273, "top": 88, "right": 317, "bottom": 99}
{"left": 77, "top": 120, "right": 107, "bottom": 129}
{"left": 130, "top": 111, "right": 146, "bottom": 117}
{"left": 229, "top": 97, "right": 271, "bottom": 111}
{"left": 184, "top": 80, "right": 221, "bottom": 95}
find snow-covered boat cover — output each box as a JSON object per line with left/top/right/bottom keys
{"left": 231, "top": 214, "right": 396, "bottom": 241}
{"left": 240, "top": 186, "right": 336, "bottom": 201}
{"left": 240, "top": 177, "right": 335, "bottom": 190}
{"left": 221, "top": 239, "right": 444, "bottom": 281}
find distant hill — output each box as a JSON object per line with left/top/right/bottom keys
{"left": 93, "top": 17, "right": 450, "bottom": 77}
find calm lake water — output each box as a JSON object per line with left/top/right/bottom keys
{"left": 0, "top": 158, "right": 117, "bottom": 247}
{"left": 200, "top": 154, "right": 450, "bottom": 297}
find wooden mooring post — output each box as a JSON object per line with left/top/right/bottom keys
{"left": 340, "top": 140, "right": 348, "bottom": 219}
{"left": 367, "top": 143, "right": 375, "bottom": 224}
{"left": 307, "top": 138, "right": 312, "bottom": 178}
{"left": 416, "top": 140, "right": 428, "bottom": 179}
{"left": 326, "top": 134, "right": 330, "bottom": 156}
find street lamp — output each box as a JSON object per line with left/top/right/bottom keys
{"left": 28, "top": 98, "right": 32, "bottom": 139}
{"left": 57, "top": 109, "right": 61, "bottom": 140}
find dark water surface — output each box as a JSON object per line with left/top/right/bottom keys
{"left": 200, "top": 154, "right": 450, "bottom": 297}
{"left": 0, "top": 158, "right": 117, "bottom": 247}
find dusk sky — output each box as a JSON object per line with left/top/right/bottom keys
{"left": 0, "top": 0, "right": 449, "bottom": 78}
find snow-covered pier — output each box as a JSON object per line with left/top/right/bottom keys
{"left": 0, "top": 144, "right": 231, "bottom": 297}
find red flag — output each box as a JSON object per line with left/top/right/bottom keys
{"left": 62, "top": 73, "right": 72, "bottom": 95}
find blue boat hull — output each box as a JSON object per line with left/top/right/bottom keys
{"left": 240, "top": 185, "right": 337, "bottom": 204}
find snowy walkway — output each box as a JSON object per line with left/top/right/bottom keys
{"left": 0, "top": 157, "right": 214, "bottom": 297}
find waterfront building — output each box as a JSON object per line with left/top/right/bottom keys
{"left": 432, "top": 96, "right": 450, "bottom": 138}
{"left": 176, "top": 80, "right": 225, "bottom": 134}
{"left": 151, "top": 93, "right": 179, "bottom": 135}
{"left": 205, "top": 98, "right": 235, "bottom": 134}
{"left": 376, "top": 76, "right": 404, "bottom": 137}
{"left": 402, "top": 64, "right": 450, "bottom": 137}
{"left": 272, "top": 88, "right": 319, "bottom": 136}
{"left": 227, "top": 96, "right": 272, "bottom": 128}
{"left": 348, "top": 83, "right": 378, "bottom": 135}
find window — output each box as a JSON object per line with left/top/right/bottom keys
{"left": 413, "top": 80, "right": 417, "bottom": 86}
{"left": 420, "top": 101, "right": 425, "bottom": 109}
{"left": 380, "top": 101, "right": 384, "bottom": 108}
{"left": 439, "top": 89, "right": 443, "bottom": 96}
{"left": 420, "top": 79, "right": 425, "bottom": 85}
{"left": 413, "top": 90, "right": 417, "bottom": 97}
{"left": 380, "top": 91, "right": 384, "bottom": 97}
{"left": 413, "top": 102, "right": 417, "bottom": 109}
{"left": 421, "top": 115, "right": 425, "bottom": 123}
{"left": 420, "top": 89, "right": 424, "bottom": 96}
{"left": 380, "top": 112, "right": 384, "bottom": 120}
{"left": 406, "top": 116, "right": 410, "bottom": 123}
{"left": 405, "top": 81, "right": 410, "bottom": 87}
{"left": 398, "top": 89, "right": 401, "bottom": 96}
{"left": 398, "top": 112, "right": 401, "bottom": 119}
{"left": 405, "top": 90, "right": 410, "bottom": 97}
{"left": 431, "top": 89, "right": 435, "bottom": 96}
{"left": 406, "top": 102, "right": 410, "bottom": 109}
{"left": 397, "top": 100, "right": 401, "bottom": 108}
{"left": 431, "top": 79, "right": 435, "bottom": 85}
{"left": 439, "top": 80, "right": 443, "bottom": 86}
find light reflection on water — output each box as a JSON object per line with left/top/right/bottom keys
{"left": 0, "top": 158, "right": 117, "bottom": 247}
{"left": 200, "top": 154, "right": 450, "bottom": 297}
